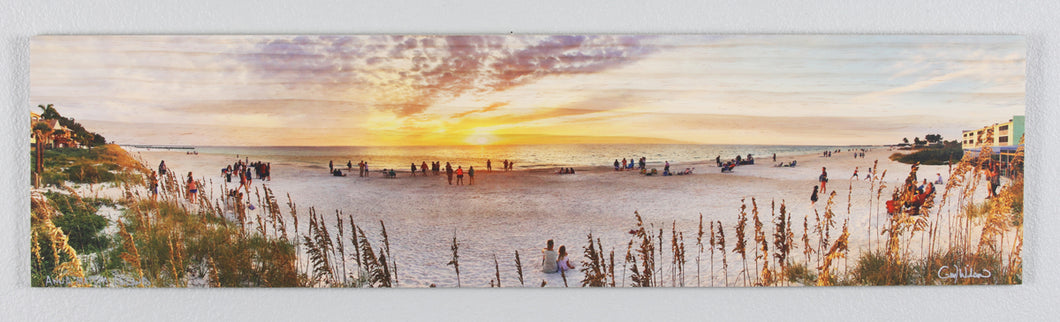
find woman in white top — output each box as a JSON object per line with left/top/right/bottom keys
{"left": 541, "top": 239, "right": 558, "bottom": 273}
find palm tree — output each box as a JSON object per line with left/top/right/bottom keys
{"left": 32, "top": 121, "right": 53, "bottom": 187}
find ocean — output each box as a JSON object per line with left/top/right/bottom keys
{"left": 158, "top": 144, "right": 874, "bottom": 172}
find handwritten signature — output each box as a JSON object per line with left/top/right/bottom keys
{"left": 938, "top": 265, "right": 992, "bottom": 282}
{"left": 43, "top": 275, "right": 153, "bottom": 287}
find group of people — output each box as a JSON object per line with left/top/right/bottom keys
{"left": 222, "top": 158, "right": 269, "bottom": 192}
{"left": 613, "top": 157, "right": 646, "bottom": 171}
{"left": 540, "top": 239, "right": 576, "bottom": 274}
{"left": 716, "top": 154, "right": 755, "bottom": 170}
{"left": 556, "top": 167, "right": 576, "bottom": 175}
{"left": 327, "top": 159, "right": 500, "bottom": 186}
{"left": 152, "top": 160, "right": 202, "bottom": 203}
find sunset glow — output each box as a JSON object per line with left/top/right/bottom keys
{"left": 30, "top": 35, "right": 1025, "bottom": 146}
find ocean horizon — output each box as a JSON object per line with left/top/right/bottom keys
{"left": 126, "top": 143, "right": 877, "bottom": 171}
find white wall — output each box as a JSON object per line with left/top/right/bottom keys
{"left": 2, "top": 1, "right": 1057, "bottom": 320}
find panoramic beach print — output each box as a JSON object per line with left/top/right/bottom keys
{"left": 29, "top": 35, "right": 1025, "bottom": 288}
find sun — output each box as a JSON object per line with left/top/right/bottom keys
{"left": 464, "top": 130, "right": 499, "bottom": 145}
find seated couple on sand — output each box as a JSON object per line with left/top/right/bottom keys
{"left": 541, "top": 239, "right": 576, "bottom": 273}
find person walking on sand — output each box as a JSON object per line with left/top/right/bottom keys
{"left": 487, "top": 159, "right": 492, "bottom": 172}
{"left": 508, "top": 160, "right": 514, "bottom": 171}
{"left": 446, "top": 162, "right": 454, "bottom": 185}
{"left": 468, "top": 166, "right": 475, "bottom": 185}
{"left": 411, "top": 163, "right": 418, "bottom": 177}
{"left": 455, "top": 166, "right": 464, "bottom": 185}
{"left": 503, "top": 160, "right": 509, "bottom": 172}
{"left": 541, "top": 239, "right": 558, "bottom": 273}
{"left": 557, "top": 245, "right": 576, "bottom": 272}
{"left": 819, "top": 167, "right": 829, "bottom": 193}
{"left": 239, "top": 167, "right": 249, "bottom": 193}
{"left": 852, "top": 167, "right": 859, "bottom": 179}
{"left": 811, "top": 185, "right": 819, "bottom": 206}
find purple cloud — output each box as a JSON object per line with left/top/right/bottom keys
{"left": 240, "top": 35, "right": 659, "bottom": 117}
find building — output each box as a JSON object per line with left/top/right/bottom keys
{"left": 30, "top": 112, "right": 80, "bottom": 149}
{"left": 961, "top": 115, "right": 1024, "bottom": 177}
{"left": 961, "top": 115, "right": 1024, "bottom": 150}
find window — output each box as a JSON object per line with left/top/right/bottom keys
{"left": 1000, "top": 125, "right": 1009, "bottom": 131}
{"left": 1000, "top": 136, "right": 1009, "bottom": 143}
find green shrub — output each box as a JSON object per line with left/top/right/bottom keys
{"left": 890, "top": 144, "right": 963, "bottom": 165}
{"left": 45, "top": 192, "right": 111, "bottom": 253}
{"left": 64, "top": 163, "right": 117, "bottom": 183}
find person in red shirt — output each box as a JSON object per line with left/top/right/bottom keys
{"left": 455, "top": 166, "right": 464, "bottom": 185}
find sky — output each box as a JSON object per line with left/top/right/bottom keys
{"left": 30, "top": 35, "right": 1025, "bottom": 146}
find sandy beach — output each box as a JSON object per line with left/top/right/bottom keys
{"left": 127, "top": 147, "right": 995, "bottom": 287}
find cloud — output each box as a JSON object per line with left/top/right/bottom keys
{"left": 240, "top": 35, "right": 659, "bottom": 117}
{"left": 451, "top": 102, "right": 509, "bottom": 118}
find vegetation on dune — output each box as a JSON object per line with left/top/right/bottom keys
{"left": 890, "top": 140, "right": 963, "bottom": 165}
{"left": 29, "top": 105, "right": 1023, "bottom": 287}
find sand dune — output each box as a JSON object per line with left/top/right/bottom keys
{"left": 129, "top": 147, "right": 992, "bottom": 287}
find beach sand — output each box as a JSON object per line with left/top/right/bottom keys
{"left": 127, "top": 147, "right": 997, "bottom": 287}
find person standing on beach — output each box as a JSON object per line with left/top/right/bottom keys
{"left": 716, "top": 155, "right": 722, "bottom": 167}
{"left": 622, "top": 158, "right": 627, "bottom": 170}
{"left": 421, "top": 161, "right": 428, "bottom": 176}
{"left": 508, "top": 160, "right": 514, "bottom": 171}
{"left": 487, "top": 159, "right": 492, "bottom": 172}
{"left": 411, "top": 163, "right": 418, "bottom": 177}
{"left": 455, "top": 166, "right": 464, "bottom": 185}
{"left": 149, "top": 171, "right": 159, "bottom": 201}
{"left": 852, "top": 167, "right": 859, "bottom": 179}
{"left": 265, "top": 163, "right": 271, "bottom": 181}
{"left": 503, "top": 160, "right": 509, "bottom": 172}
{"left": 446, "top": 162, "right": 454, "bottom": 185}
{"left": 773, "top": 153, "right": 776, "bottom": 162}
{"left": 819, "top": 167, "right": 829, "bottom": 193}
{"left": 347, "top": 160, "right": 352, "bottom": 172}
{"left": 541, "top": 240, "right": 558, "bottom": 273}
{"left": 158, "top": 160, "right": 168, "bottom": 178}
{"left": 364, "top": 162, "right": 369, "bottom": 177}
{"left": 186, "top": 172, "right": 198, "bottom": 203}
{"left": 468, "top": 166, "right": 475, "bottom": 185}
{"left": 329, "top": 160, "right": 334, "bottom": 173}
